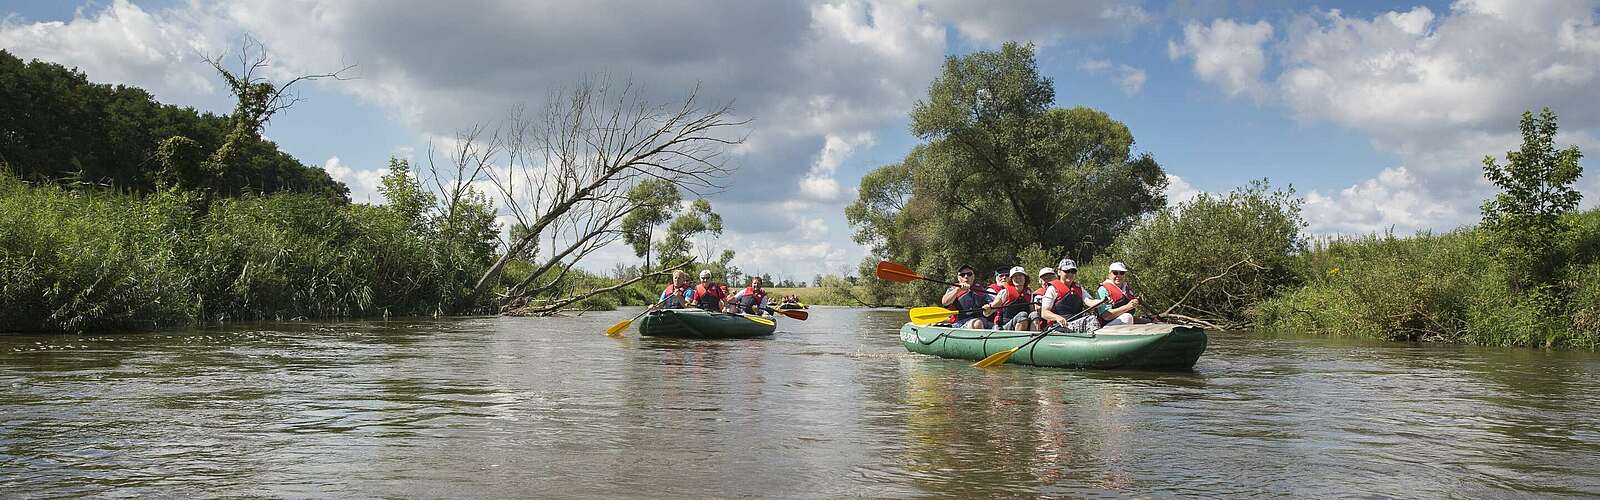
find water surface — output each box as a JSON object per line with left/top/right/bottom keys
{"left": 3, "top": 308, "right": 1597, "bottom": 497}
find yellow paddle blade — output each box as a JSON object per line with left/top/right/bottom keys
{"left": 744, "top": 315, "right": 776, "bottom": 326}
{"left": 604, "top": 319, "right": 631, "bottom": 336}
{"left": 908, "top": 306, "right": 957, "bottom": 326}
{"left": 973, "top": 346, "right": 1021, "bottom": 368}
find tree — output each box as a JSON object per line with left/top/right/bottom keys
{"left": 847, "top": 42, "right": 1167, "bottom": 305}
{"left": 0, "top": 47, "right": 348, "bottom": 201}
{"left": 657, "top": 198, "right": 723, "bottom": 265}
{"left": 620, "top": 179, "right": 682, "bottom": 272}
{"left": 465, "top": 77, "right": 747, "bottom": 313}
{"left": 1481, "top": 108, "right": 1585, "bottom": 290}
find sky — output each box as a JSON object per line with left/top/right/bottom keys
{"left": 3, "top": 0, "right": 1598, "bottom": 283}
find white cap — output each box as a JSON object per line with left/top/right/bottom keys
{"left": 1008, "top": 266, "right": 1027, "bottom": 277}
{"left": 1038, "top": 267, "right": 1055, "bottom": 277}
{"left": 1057, "top": 258, "right": 1078, "bottom": 271}
{"left": 1109, "top": 262, "right": 1128, "bottom": 273}
{"left": 699, "top": 269, "right": 712, "bottom": 278}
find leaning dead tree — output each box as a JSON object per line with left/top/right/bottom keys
{"left": 458, "top": 77, "right": 748, "bottom": 313}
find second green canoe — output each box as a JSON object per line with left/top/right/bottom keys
{"left": 639, "top": 308, "right": 776, "bottom": 339}
{"left": 899, "top": 322, "right": 1206, "bottom": 370}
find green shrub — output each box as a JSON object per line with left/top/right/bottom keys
{"left": 1103, "top": 180, "right": 1304, "bottom": 327}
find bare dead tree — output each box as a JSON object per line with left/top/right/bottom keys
{"left": 460, "top": 76, "right": 748, "bottom": 312}
{"left": 201, "top": 36, "right": 355, "bottom": 170}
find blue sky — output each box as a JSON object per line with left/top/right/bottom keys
{"left": 4, "top": 0, "right": 1597, "bottom": 282}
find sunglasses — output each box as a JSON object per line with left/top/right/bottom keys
{"left": 1112, "top": 271, "right": 1126, "bottom": 275}
{"left": 958, "top": 272, "right": 974, "bottom": 277}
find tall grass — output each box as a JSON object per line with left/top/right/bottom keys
{"left": 1255, "top": 210, "right": 1600, "bottom": 349}
{"left": 0, "top": 173, "right": 495, "bottom": 332}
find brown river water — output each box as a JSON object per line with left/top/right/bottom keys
{"left": 2, "top": 307, "right": 1598, "bottom": 497}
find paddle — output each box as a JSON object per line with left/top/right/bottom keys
{"left": 605, "top": 292, "right": 678, "bottom": 337}
{"left": 1123, "top": 272, "right": 1165, "bottom": 323}
{"left": 972, "top": 305, "right": 1100, "bottom": 368}
{"left": 762, "top": 305, "right": 808, "bottom": 321}
{"left": 875, "top": 260, "right": 961, "bottom": 287}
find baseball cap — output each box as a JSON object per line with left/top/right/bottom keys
{"left": 1038, "top": 267, "right": 1056, "bottom": 277}
{"left": 1057, "top": 258, "right": 1078, "bottom": 271}
{"left": 1008, "top": 266, "right": 1027, "bottom": 277}
{"left": 1109, "top": 262, "right": 1128, "bottom": 273}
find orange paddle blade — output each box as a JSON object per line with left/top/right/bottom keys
{"left": 875, "top": 260, "right": 921, "bottom": 283}
{"left": 776, "top": 309, "right": 808, "bottom": 320}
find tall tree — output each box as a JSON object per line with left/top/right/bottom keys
{"left": 848, "top": 42, "right": 1167, "bottom": 304}
{"left": 1481, "top": 107, "right": 1585, "bottom": 290}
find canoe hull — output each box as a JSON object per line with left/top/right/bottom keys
{"left": 639, "top": 308, "right": 776, "bottom": 339}
{"left": 899, "top": 322, "right": 1206, "bottom": 370}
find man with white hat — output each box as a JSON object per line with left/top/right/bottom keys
{"left": 692, "top": 269, "right": 729, "bottom": 312}
{"left": 1096, "top": 261, "right": 1142, "bottom": 326}
{"left": 982, "top": 266, "right": 1039, "bottom": 331}
{"left": 1038, "top": 259, "right": 1106, "bottom": 332}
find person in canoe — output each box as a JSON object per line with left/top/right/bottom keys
{"left": 1096, "top": 261, "right": 1144, "bottom": 326}
{"left": 655, "top": 270, "right": 694, "bottom": 309}
{"left": 1037, "top": 260, "right": 1105, "bottom": 332}
{"left": 939, "top": 264, "right": 993, "bottom": 329}
{"left": 693, "top": 269, "right": 729, "bottom": 313}
{"left": 732, "top": 276, "right": 770, "bottom": 315}
{"left": 983, "top": 266, "right": 1039, "bottom": 331}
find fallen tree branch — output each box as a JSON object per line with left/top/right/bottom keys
{"left": 505, "top": 260, "right": 692, "bottom": 316}
{"left": 1161, "top": 258, "right": 1265, "bottom": 318}
{"left": 1160, "top": 313, "right": 1225, "bottom": 331}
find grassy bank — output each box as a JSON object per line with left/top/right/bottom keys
{"left": 0, "top": 169, "right": 497, "bottom": 332}
{"left": 1254, "top": 209, "right": 1600, "bottom": 349}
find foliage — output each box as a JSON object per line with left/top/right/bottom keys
{"left": 656, "top": 198, "right": 724, "bottom": 265}
{"left": 847, "top": 42, "right": 1167, "bottom": 307}
{"left": 0, "top": 49, "right": 347, "bottom": 201}
{"left": 1105, "top": 180, "right": 1306, "bottom": 328}
{"left": 620, "top": 179, "right": 683, "bottom": 264}
{"left": 0, "top": 161, "right": 500, "bottom": 331}
{"left": 1481, "top": 108, "right": 1584, "bottom": 291}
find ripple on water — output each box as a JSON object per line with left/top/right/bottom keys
{"left": 2, "top": 314, "right": 1599, "bottom": 497}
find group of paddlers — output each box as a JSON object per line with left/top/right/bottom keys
{"left": 940, "top": 259, "right": 1146, "bottom": 332}
{"left": 651, "top": 269, "right": 776, "bottom": 316}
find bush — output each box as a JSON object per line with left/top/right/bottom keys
{"left": 0, "top": 175, "right": 194, "bottom": 331}
{"left": 1103, "top": 180, "right": 1305, "bottom": 328}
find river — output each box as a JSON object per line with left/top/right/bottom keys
{"left": 3, "top": 308, "right": 1597, "bottom": 497}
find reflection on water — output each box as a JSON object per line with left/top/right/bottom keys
{"left": 2, "top": 309, "right": 1599, "bottom": 497}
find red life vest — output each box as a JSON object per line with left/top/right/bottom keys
{"left": 1041, "top": 279, "right": 1086, "bottom": 326}
{"left": 992, "top": 282, "right": 1032, "bottom": 323}
{"left": 1099, "top": 280, "right": 1133, "bottom": 321}
{"left": 694, "top": 283, "right": 726, "bottom": 311}
{"left": 946, "top": 286, "right": 988, "bottom": 324}
{"left": 660, "top": 284, "right": 691, "bottom": 308}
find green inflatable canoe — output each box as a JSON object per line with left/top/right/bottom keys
{"left": 899, "top": 322, "right": 1207, "bottom": 370}
{"left": 638, "top": 308, "right": 777, "bottom": 339}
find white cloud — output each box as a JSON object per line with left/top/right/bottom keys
{"left": 919, "top": 0, "right": 1151, "bottom": 46}
{"left": 1164, "top": 174, "right": 1202, "bottom": 206}
{"left": 799, "top": 132, "right": 875, "bottom": 201}
{"left": 0, "top": 0, "right": 223, "bottom": 104}
{"left": 1174, "top": 3, "right": 1600, "bottom": 234}
{"left": 321, "top": 156, "right": 386, "bottom": 204}
{"left": 1168, "top": 18, "right": 1274, "bottom": 98}
{"left": 1079, "top": 58, "right": 1147, "bottom": 96}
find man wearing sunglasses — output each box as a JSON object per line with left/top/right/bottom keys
{"left": 939, "top": 265, "right": 993, "bottom": 329}
{"left": 1096, "top": 261, "right": 1142, "bottom": 326}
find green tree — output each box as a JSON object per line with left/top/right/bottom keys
{"left": 847, "top": 42, "right": 1167, "bottom": 305}
{"left": 1481, "top": 107, "right": 1585, "bottom": 290}
{"left": 656, "top": 198, "right": 723, "bottom": 265}
{"left": 620, "top": 179, "right": 682, "bottom": 271}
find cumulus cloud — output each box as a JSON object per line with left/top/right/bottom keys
{"left": 1167, "top": 18, "right": 1273, "bottom": 98}
{"left": 1164, "top": 174, "right": 1203, "bottom": 206}
{"left": 1079, "top": 58, "right": 1147, "bottom": 96}
{"left": 920, "top": 0, "right": 1152, "bottom": 46}
{"left": 322, "top": 156, "right": 385, "bottom": 204}
{"left": 0, "top": 0, "right": 960, "bottom": 277}
{"left": 0, "top": 0, "right": 223, "bottom": 103}
{"left": 1174, "top": 2, "right": 1600, "bottom": 234}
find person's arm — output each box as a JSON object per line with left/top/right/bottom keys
{"left": 940, "top": 286, "right": 961, "bottom": 307}
{"left": 983, "top": 288, "right": 1009, "bottom": 313}
{"left": 1081, "top": 288, "right": 1105, "bottom": 310}
{"left": 1039, "top": 288, "right": 1065, "bottom": 324}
